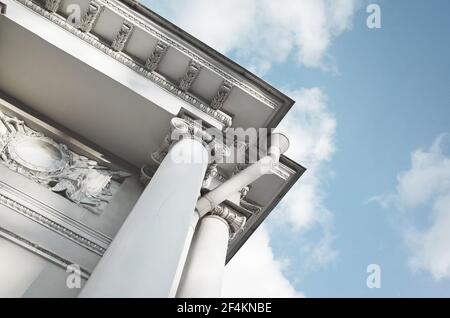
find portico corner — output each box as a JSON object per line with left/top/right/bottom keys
{"left": 0, "top": 0, "right": 305, "bottom": 298}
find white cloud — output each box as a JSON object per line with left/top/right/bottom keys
{"left": 279, "top": 89, "right": 333, "bottom": 230}
{"left": 280, "top": 88, "right": 337, "bottom": 168}
{"left": 407, "top": 193, "right": 450, "bottom": 281}
{"left": 372, "top": 135, "right": 450, "bottom": 281}
{"left": 275, "top": 88, "right": 338, "bottom": 269}
{"left": 148, "top": 0, "right": 358, "bottom": 72}
{"left": 396, "top": 136, "right": 450, "bottom": 209}
{"left": 222, "top": 226, "right": 304, "bottom": 298}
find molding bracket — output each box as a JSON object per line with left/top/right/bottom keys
{"left": 111, "top": 20, "right": 134, "bottom": 52}
{"left": 145, "top": 40, "right": 169, "bottom": 72}
{"left": 0, "top": 2, "right": 7, "bottom": 14}
{"left": 80, "top": 1, "right": 103, "bottom": 33}
{"left": 179, "top": 60, "right": 202, "bottom": 92}
{"left": 211, "top": 81, "right": 233, "bottom": 110}
{"left": 44, "top": 0, "right": 61, "bottom": 13}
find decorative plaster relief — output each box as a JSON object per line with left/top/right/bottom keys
{"left": 0, "top": 111, "right": 129, "bottom": 214}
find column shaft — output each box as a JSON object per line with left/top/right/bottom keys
{"left": 176, "top": 215, "right": 230, "bottom": 298}
{"left": 79, "top": 138, "right": 209, "bottom": 297}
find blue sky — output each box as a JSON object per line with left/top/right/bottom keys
{"left": 148, "top": 0, "right": 450, "bottom": 297}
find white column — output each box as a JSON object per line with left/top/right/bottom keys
{"left": 169, "top": 210, "right": 200, "bottom": 297}
{"left": 79, "top": 138, "right": 209, "bottom": 298}
{"left": 176, "top": 215, "right": 230, "bottom": 298}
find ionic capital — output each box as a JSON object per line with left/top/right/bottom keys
{"left": 150, "top": 117, "right": 230, "bottom": 165}
{"left": 210, "top": 204, "right": 246, "bottom": 239}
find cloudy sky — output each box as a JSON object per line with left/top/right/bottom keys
{"left": 147, "top": 0, "right": 450, "bottom": 297}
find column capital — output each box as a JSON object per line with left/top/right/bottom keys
{"left": 141, "top": 117, "right": 230, "bottom": 186}
{"left": 202, "top": 163, "right": 219, "bottom": 189}
{"left": 210, "top": 204, "right": 246, "bottom": 239}
{"left": 150, "top": 117, "right": 230, "bottom": 165}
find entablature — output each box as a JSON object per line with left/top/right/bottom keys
{"left": 4, "top": 0, "right": 295, "bottom": 130}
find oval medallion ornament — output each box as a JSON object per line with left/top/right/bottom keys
{"left": 7, "top": 135, "right": 70, "bottom": 173}
{"left": 1, "top": 110, "right": 130, "bottom": 215}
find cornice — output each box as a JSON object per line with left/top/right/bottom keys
{"left": 0, "top": 179, "right": 111, "bottom": 256}
{"left": 0, "top": 225, "right": 91, "bottom": 279}
{"left": 14, "top": 0, "right": 233, "bottom": 127}
{"left": 119, "top": 0, "right": 296, "bottom": 129}
{"left": 100, "top": 0, "right": 280, "bottom": 110}
{"left": 0, "top": 192, "right": 106, "bottom": 255}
